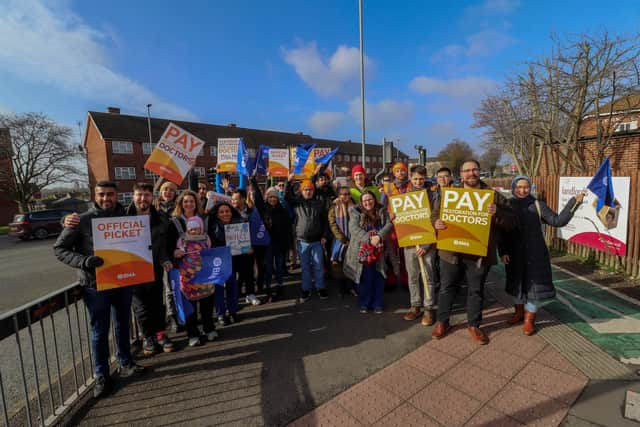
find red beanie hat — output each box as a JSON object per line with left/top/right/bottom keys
{"left": 351, "top": 164, "right": 365, "bottom": 177}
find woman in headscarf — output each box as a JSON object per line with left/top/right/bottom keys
{"left": 499, "top": 176, "right": 584, "bottom": 335}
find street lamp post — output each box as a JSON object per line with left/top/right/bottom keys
{"left": 358, "top": 0, "right": 366, "bottom": 168}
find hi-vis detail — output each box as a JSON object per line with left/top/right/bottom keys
{"left": 437, "top": 188, "right": 494, "bottom": 257}
{"left": 389, "top": 190, "right": 436, "bottom": 247}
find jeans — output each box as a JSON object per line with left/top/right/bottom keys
{"left": 215, "top": 276, "right": 239, "bottom": 318}
{"left": 513, "top": 297, "right": 539, "bottom": 313}
{"left": 297, "top": 240, "right": 325, "bottom": 291}
{"left": 264, "top": 245, "right": 286, "bottom": 288}
{"left": 83, "top": 286, "right": 133, "bottom": 377}
{"left": 358, "top": 265, "right": 384, "bottom": 310}
{"left": 437, "top": 257, "right": 489, "bottom": 328}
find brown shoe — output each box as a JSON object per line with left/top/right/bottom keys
{"left": 403, "top": 306, "right": 422, "bottom": 321}
{"left": 507, "top": 304, "right": 525, "bottom": 325}
{"left": 467, "top": 326, "right": 489, "bottom": 345}
{"left": 432, "top": 322, "right": 450, "bottom": 339}
{"left": 523, "top": 311, "right": 536, "bottom": 336}
{"left": 421, "top": 310, "right": 435, "bottom": 326}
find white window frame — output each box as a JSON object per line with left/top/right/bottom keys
{"left": 144, "top": 169, "right": 159, "bottom": 180}
{"left": 117, "top": 192, "right": 133, "bottom": 205}
{"left": 194, "top": 167, "right": 205, "bottom": 178}
{"left": 115, "top": 167, "right": 136, "bottom": 180}
{"left": 112, "top": 140, "right": 133, "bottom": 154}
{"left": 142, "top": 142, "right": 154, "bottom": 155}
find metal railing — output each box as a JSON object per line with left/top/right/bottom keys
{"left": 0, "top": 283, "right": 140, "bottom": 427}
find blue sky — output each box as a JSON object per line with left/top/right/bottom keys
{"left": 1, "top": 0, "right": 639, "bottom": 157}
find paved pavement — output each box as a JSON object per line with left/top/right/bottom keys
{"left": 62, "top": 266, "right": 640, "bottom": 426}
{"left": 0, "top": 235, "right": 76, "bottom": 314}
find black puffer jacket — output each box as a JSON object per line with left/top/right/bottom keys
{"left": 285, "top": 181, "right": 328, "bottom": 243}
{"left": 54, "top": 202, "right": 126, "bottom": 288}
{"left": 124, "top": 204, "right": 171, "bottom": 283}
{"left": 499, "top": 195, "right": 579, "bottom": 301}
{"left": 250, "top": 177, "right": 291, "bottom": 251}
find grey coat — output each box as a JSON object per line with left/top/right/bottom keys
{"left": 343, "top": 206, "right": 393, "bottom": 284}
{"left": 498, "top": 195, "right": 579, "bottom": 301}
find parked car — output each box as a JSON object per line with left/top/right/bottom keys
{"left": 8, "top": 209, "right": 72, "bottom": 240}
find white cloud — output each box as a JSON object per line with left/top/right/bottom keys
{"left": 431, "top": 30, "right": 515, "bottom": 61}
{"left": 282, "top": 41, "right": 372, "bottom": 98}
{"left": 467, "top": 0, "right": 520, "bottom": 16}
{"left": 0, "top": 0, "right": 196, "bottom": 120}
{"left": 348, "top": 98, "right": 415, "bottom": 130}
{"left": 308, "top": 111, "right": 347, "bottom": 134}
{"left": 409, "top": 76, "right": 498, "bottom": 110}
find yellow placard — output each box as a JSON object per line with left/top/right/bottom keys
{"left": 389, "top": 190, "right": 437, "bottom": 247}
{"left": 92, "top": 215, "right": 155, "bottom": 291}
{"left": 436, "top": 187, "right": 494, "bottom": 257}
{"left": 268, "top": 148, "right": 290, "bottom": 177}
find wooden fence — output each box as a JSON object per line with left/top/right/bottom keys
{"left": 486, "top": 170, "right": 640, "bottom": 278}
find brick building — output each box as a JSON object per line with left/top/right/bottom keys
{"left": 0, "top": 128, "right": 19, "bottom": 224}
{"left": 539, "top": 93, "right": 640, "bottom": 174}
{"left": 83, "top": 107, "right": 408, "bottom": 205}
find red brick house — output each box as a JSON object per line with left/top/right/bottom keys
{"left": 83, "top": 107, "right": 408, "bottom": 204}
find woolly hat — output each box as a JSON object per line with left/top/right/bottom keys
{"left": 186, "top": 216, "right": 204, "bottom": 231}
{"left": 300, "top": 179, "right": 315, "bottom": 190}
{"left": 392, "top": 162, "right": 408, "bottom": 172}
{"left": 511, "top": 175, "right": 532, "bottom": 195}
{"left": 351, "top": 164, "right": 366, "bottom": 177}
{"left": 160, "top": 181, "right": 178, "bottom": 192}
{"left": 265, "top": 186, "right": 279, "bottom": 198}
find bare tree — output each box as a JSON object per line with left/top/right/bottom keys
{"left": 437, "top": 139, "right": 475, "bottom": 174}
{"left": 474, "top": 32, "right": 640, "bottom": 175}
{"left": 480, "top": 146, "right": 502, "bottom": 176}
{"left": 0, "top": 113, "right": 83, "bottom": 212}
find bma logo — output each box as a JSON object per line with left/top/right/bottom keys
{"left": 213, "top": 257, "right": 222, "bottom": 267}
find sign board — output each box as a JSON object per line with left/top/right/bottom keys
{"left": 224, "top": 222, "right": 252, "bottom": 256}
{"left": 92, "top": 215, "right": 154, "bottom": 291}
{"left": 144, "top": 123, "right": 205, "bottom": 184}
{"left": 389, "top": 190, "right": 436, "bottom": 247}
{"left": 436, "top": 188, "right": 494, "bottom": 257}
{"left": 558, "top": 176, "right": 630, "bottom": 256}
{"left": 268, "top": 148, "right": 290, "bottom": 177}
{"left": 217, "top": 138, "right": 240, "bottom": 172}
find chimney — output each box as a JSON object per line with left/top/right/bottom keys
{"left": 228, "top": 123, "right": 236, "bottom": 127}
{"left": 107, "top": 106, "right": 120, "bottom": 114}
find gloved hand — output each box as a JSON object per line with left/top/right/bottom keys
{"left": 83, "top": 256, "right": 104, "bottom": 269}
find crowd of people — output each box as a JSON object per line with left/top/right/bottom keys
{"left": 53, "top": 158, "right": 584, "bottom": 399}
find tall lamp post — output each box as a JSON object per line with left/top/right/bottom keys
{"left": 358, "top": 0, "right": 366, "bottom": 168}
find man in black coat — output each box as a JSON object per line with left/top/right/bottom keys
{"left": 54, "top": 181, "right": 144, "bottom": 399}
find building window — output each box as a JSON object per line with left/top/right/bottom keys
{"left": 112, "top": 141, "right": 133, "bottom": 154}
{"left": 210, "top": 146, "right": 217, "bottom": 156}
{"left": 142, "top": 142, "right": 154, "bottom": 155}
{"left": 358, "top": 155, "right": 362, "bottom": 162}
{"left": 248, "top": 148, "right": 256, "bottom": 157}
{"left": 366, "top": 156, "right": 371, "bottom": 163}
{"left": 616, "top": 121, "right": 638, "bottom": 132}
{"left": 115, "top": 167, "right": 136, "bottom": 180}
{"left": 117, "top": 192, "right": 133, "bottom": 205}
{"left": 144, "top": 169, "right": 159, "bottom": 180}
{"left": 194, "top": 167, "right": 205, "bottom": 177}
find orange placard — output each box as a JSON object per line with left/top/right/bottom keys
{"left": 436, "top": 188, "right": 494, "bottom": 256}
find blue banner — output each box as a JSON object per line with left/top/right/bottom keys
{"left": 587, "top": 157, "right": 615, "bottom": 211}
{"left": 253, "top": 145, "right": 269, "bottom": 176}
{"left": 293, "top": 144, "right": 315, "bottom": 174}
{"left": 315, "top": 146, "right": 339, "bottom": 165}
{"left": 169, "top": 269, "right": 194, "bottom": 325}
{"left": 237, "top": 138, "right": 250, "bottom": 176}
{"left": 194, "top": 247, "right": 233, "bottom": 285}
{"left": 249, "top": 208, "right": 271, "bottom": 246}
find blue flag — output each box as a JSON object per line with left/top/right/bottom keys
{"left": 249, "top": 208, "right": 271, "bottom": 246}
{"left": 237, "top": 138, "right": 250, "bottom": 176}
{"left": 169, "top": 269, "right": 194, "bottom": 325}
{"left": 294, "top": 144, "right": 315, "bottom": 174}
{"left": 587, "top": 157, "right": 615, "bottom": 212}
{"left": 194, "top": 247, "right": 233, "bottom": 285}
{"left": 315, "top": 147, "right": 339, "bottom": 165}
{"left": 253, "top": 145, "right": 269, "bottom": 176}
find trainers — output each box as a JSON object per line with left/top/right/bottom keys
{"left": 93, "top": 375, "right": 112, "bottom": 398}
{"left": 158, "top": 335, "right": 176, "bottom": 353}
{"left": 318, "top": 289, "right": 329, "bottom": 300}
{"left": 142, "top": 337, "right": 159, "bottom": 356}
{"left": 217, "top": 316, "right": 227, "bottom": 326}
{"left": 403, "top": 306, "right": 422, "bottom": 321}
{"left": 119, "top": 362, "right": 145, "bottom": 378}
{"left": 249, "top": 294, "right": 261, "bottom": 306}
{"left": 374, "top": 308, "right": 383, "bottom": 315}
{"left": 359, "top": 307, "right": 368, "bottom": 314}
{"left": 300, "top": 290, "right": 311, "bottom": 302}
{"left": 207, "top": 330, "right": 219, "bottom": 342}
{"left": 188, "top": 336, "right": 203, "bottom": 347}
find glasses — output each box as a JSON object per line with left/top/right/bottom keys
{"left": 461, "top": 168, "right": 480, "bottom": 173}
